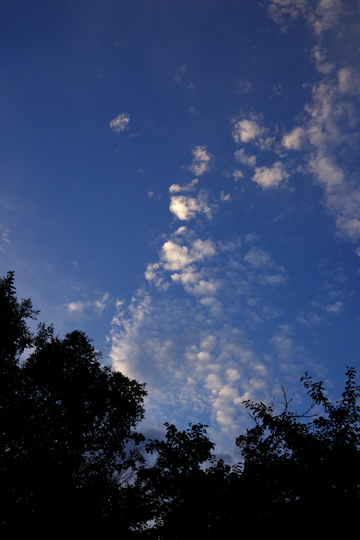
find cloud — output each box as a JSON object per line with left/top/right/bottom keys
{"left": 66, "top": 301, "right": 84, "bottom": 315}
{"left": 0, "top": 228, "right": 10, "bottom": 253}
{"left": 220, "top": 191, "right": 231, "bottom": 201}
{"left": 266, "top": 0, "right": 342, "bottom": 34}
{"left": 282, "top": 127, "right": 306, "bottom": 149}
{"left": 94, "top": 293, "right": 110, "bottom": 315}
{"left": 324, "top": 300, "right": 343, "bottom": 313}
{"left": 188, "top": 146, "right": 213, "bottom": 176}
{"left": 169, "top": 193, "right": 212, "bottom": 221}
{"left": 234, "top": 148, "right": 257, "bottom": 167}
{"left": 109, "top": 223, "right": 304, "bottom": 455}
{"left": 244, "top": 247, "right": 272, "bottom": 268}
{"left": 312, "top": 45, "right": 335, "bottom": 74}
{"left": 233, "top": 170, "right": 244, "bottom": 181}
{"left": 252, "top": 162, "right": 289, "bottom": 188}
{"left": 267, "top": 0, "right": 308, "bottom": 30}
{"left": 174, "top": 64, "right": 187, "bottom": 83}
{"left": 312, "top": 0, "right": 342, "bottom": 35}
{"left": 109, "top": 113, "right": 130, "bottom": 133}
{"left": 169, "top": 179, "right": 198, "bottom": 193}
{"left": 232, "top": 119, "right": 263, "bottom": 144}
{"left": 236, "top": 80, "right": 252, "bottom": 94}
{"left": 338, "top": 67, "right": 360, "bottom": 95}
{"left": 232, "top": 115, "right": 274, "bottom": 150}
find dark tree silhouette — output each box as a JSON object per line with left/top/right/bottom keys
{"left": 236, "top": 367, "right": 360, "bottom": 535}
{"left": 0, "top": 272, "right": 146, "bottom": 538}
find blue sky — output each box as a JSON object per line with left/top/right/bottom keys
{"left": 1, "top": 0, "right": 360, "bottom": 461}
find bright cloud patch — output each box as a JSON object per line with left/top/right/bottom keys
{"left": 109, "top": 113, "right": 130, "bottom": 133}
{"left": 232, "top": 119, "right": 262, "bottom": 144}
{"left": 66, "top": 301, "right": 84, "bottom": 314}
{"left": 252, "top": 162, "right": 289, "bottom": 188}
{"left": 169, "top": 194, "right": 211, "bottom": 221}
{"left": 189, "top": 146, "right": 213, "bottom": 176}
{"left": 169, "top": 179, "right": 198, "bottom": 193}
{"left": 282, "top": 127, "right": 306, "bottom": 150}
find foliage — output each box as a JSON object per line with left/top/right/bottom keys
{"left": 132, "top": 422, "right": 237, "bottom": 539}
{"left": 236, "top": 367, "right": 360, "bottom": 534}
{"left": 0, "top": 272, "right": 147, "bottom": 538}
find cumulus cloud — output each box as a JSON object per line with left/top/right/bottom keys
{"left": 252, "top": 162, "right": 289, "bottom": 188}
{"left": 188, "top": 146, "right": 213, "bottom": 176}
{"left": 169, "top": 193, "right": 211, "bottom": 221}
{"left": 109, "top": 113, "right": 130, "bottom": 133}
{"left": 234, "top": 148, "right": 257, "bottom": 167}
{"left": 232, "top": 119, "right": 263, "bottom": 144}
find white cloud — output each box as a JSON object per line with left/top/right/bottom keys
{"left": 282, "top": 126, "right": 306, "bottom": 150}
{"left": 324, "top": 300, "right": 343, "bottom": 313}
{"left": 308, "top": 156, "right": 343, "bottom": 186}
{"left": 267, "top": 0, "right": 342, "bottom": 34}
{"left": 189, "top": 146, "right": 213, "bottom": 176}
{"left": 232, "top": 119, "right": 262, "bottom": 144}
{"left": 94, "top": 293, "right": 109, "bottom": 314}
{"left": 233, "top": 170, "right": 244, "bottom": 181}
{"left": 312, "top": 45, "right": 335, "bottom": 74}
{"left": 169, "top": 179, "right": 198, "bottom": 193}
{"left": 220, "top": 191, "right": 231, "bottom": 201}
{"left": 109, "top": 113, "right": 130, "bottom": 133}
{"left": 160, "top": 238, "right": 216, "bottom": 272}
{"left": 244, "top": 247, "right": 271, "bottom": 268}
{"left": 252, "top": 162, "right": 289, "bottom": 188}
{"left": 267, "top": 0, "right": 308, "bottom": 29}
{"left": 234, "top": 148, "right": 257, "bottom": 167}
{"left": 169, "top": 193, "right": 211, "bottom": 221}
{"left": 67, "top": 301, "right": 84, "bottom": 314}
{"left": 312, "top": 0, "right": 342, "bottom": 35}
{"left": 0, "top": 228, "right": 10, "bottom": 252}
{"left": 338, "top": 67, "right": 360, "bottom": 95}
{"left": 161, "top": 241, "right": 193, "bottom": 271}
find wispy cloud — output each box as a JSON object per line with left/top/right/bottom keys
{"left": 234, "top": 148, "right": 257, "bottom": 167}
{"left": 0, "top": 228, "right": 10, "bottom": 253}
{"left": 169, "top": 179, "right": 198, "bottom": 193}
{"left": 267, "top": 0, "right": 343, "bottom": 34}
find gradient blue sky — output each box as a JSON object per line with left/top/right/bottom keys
{"left": 1, "top": 0, "right": 360, "bottom": 461}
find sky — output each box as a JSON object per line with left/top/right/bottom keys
{"left": 1, "top": 0, "right": 360, "bottom": 461}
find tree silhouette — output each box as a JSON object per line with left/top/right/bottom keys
{"left": 236, "top": 367, "right": 360, "bottom": 535}
{"left": 0, "top": 272, "right": 146, "bottom": 538}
